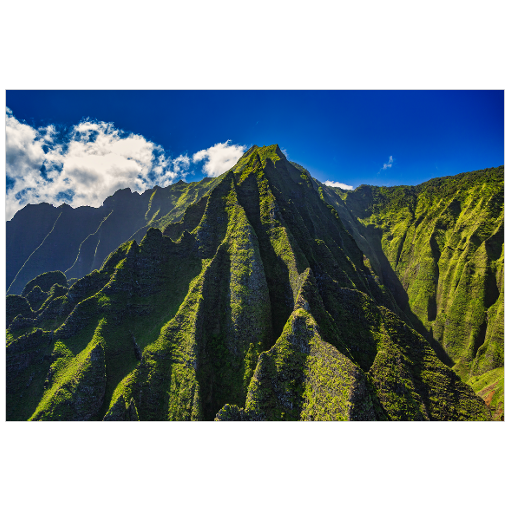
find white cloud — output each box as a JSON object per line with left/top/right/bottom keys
{"left": 381, "top": 155, "right": 394, "bottom": 171}
{"left": 38, "top": 124, "right": 57, "bottom": 142}
{"left": 325, "top": 180, "right": 354, "bottom": 190}
{"left": 172, "top": 154, "right": 190, "bottom": 174}
{"left": 5, "top": 109, "right": 190, "bottom": 220}
{"left": 192, "top": 140, "right": 246, "bottom": 178}
{"left": 6, "top": 111, "right": 46, "bottom": 180}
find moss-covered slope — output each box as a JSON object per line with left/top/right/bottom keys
{"left": 6, "top": 146, "right": 493, "bottom": 421}
{"left": 323, "top": 167, "right": 503, "bottom": 419}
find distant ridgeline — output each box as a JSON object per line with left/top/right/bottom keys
{"left": 6, "top": 145, "right": 503, "bottom": 421}
{"left": 6, "top": 178, "right": 219, "bottom": 296}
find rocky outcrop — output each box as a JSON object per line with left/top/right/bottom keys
{"left": 239, "top": 305, "right": 379, "bottom": 421}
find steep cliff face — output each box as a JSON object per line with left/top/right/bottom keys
{"left": 7, "top": 178, "right": 219, "bottom": 295}
{"left": 6, "top": 146, "right": 494, "bottom": 421}
{"left": 323, "top": 167, "right": 504, "bottom": 419}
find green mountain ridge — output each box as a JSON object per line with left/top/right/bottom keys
{"left": 323, "top": 166, "right": 504, "bottom": 419}
{"left": 6, "top": 145, "right": 502, "bottom": 420}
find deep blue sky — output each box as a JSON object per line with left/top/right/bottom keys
{"left": 6, "top": 90, "right": 504, "bottom": 188}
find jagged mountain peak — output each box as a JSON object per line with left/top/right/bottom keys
{"left": 238, "top": 144, "right": 286, "bottom": 164}
{"left": 6, "top": 152, "right": 502, "bottom": 421}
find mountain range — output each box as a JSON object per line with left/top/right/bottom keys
{"left": 6, "top": 145, "right": 504, "bottom": 420}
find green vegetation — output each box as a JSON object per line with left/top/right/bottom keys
{"left": 30, "top": 320, "right": 107, "bottom": 421}
{"left": 324, "top": 166, "right": 504, "bottom": 418}
{"left": 6, "top": 146, "right": 499, "bottom": 421}
{"left": 468, "top": 367, "right": 504, "bottom": 420}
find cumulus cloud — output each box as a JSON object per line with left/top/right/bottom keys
{"left": 325, "top": 180, "right": 354, "bottom": 190}
{"left": 192, "top": 140, "right": 246, "bottom": 178}
{"left": 6, "top": 108, "right": 46, "bottom": 181}
{"left": 5, "top": 109, "right": 191, "bottom": 220}
{"left": 173, "top": 154, "right": 190, "bottom": 174}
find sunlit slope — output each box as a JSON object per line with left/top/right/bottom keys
{"left": 324, "top": 167, "right": 503, "bottom": 419}
{"left": 6, "top": 178, "right": 219, "bottom": 295}
{"left": 6, "top": 146, "right": 491, "bottom": 420}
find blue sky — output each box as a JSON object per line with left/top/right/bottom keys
{"left": 5, "top": 90, "right": 504, "bottom": 219}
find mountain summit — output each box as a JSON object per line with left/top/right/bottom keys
{"left": 6, "top": 145, "right": 501, "bottom": 420}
